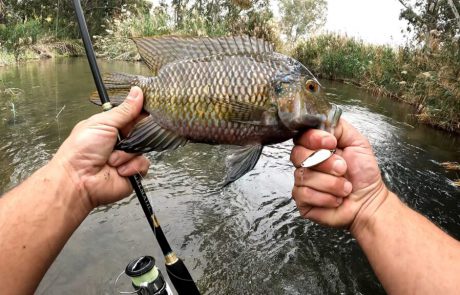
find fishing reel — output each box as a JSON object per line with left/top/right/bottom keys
{"left": 116, "top": 256, "right": 173, "bottom": 295}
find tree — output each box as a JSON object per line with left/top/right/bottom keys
{"left": 0, "top": 0, "right": 5, "bottom": 24}
{"left": 398, "top": 0, "right": 460, "bottom": 46}
{"left": 4, "top": 0, "right": 151, "bottom": 38}
{"left": 279, "top": 0, "right": 327, "bottom": 43}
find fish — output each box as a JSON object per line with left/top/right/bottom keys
{"left": 90, "top": 36, "right": 342, "bottom": 185}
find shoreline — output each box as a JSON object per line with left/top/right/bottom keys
{"left": 1, "top": 52, "right": 458, "bottom": 135}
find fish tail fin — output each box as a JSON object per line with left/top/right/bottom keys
{"left": 89, "top": 73, "right": 140, "bottom": 106}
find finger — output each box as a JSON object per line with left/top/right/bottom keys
{"left": 108, "top": 150, "right": 140, "bottom": 167}
{"left": 334, "top": 119, "right": 371, "bottom": 149}
{"left": 297, "top": 204, "right": 313, "bottom": 218}
{"left": 301, "top": 207, "right": 338, "bottom": 227}
{"left": 119, "top": 111, "right": 149, "bottom": 138}
{"left": 96, "top": 87, "right": 144, "bottom": 130}
{"left": 290, "top": 145, "right": 315, "bottom": 168}
{"left": 294, "top": 168, "right": 352, "bottom": 197}
{"left": 291, "top": 147, "right": 347, "bottom": 176}
{"left": 293, "top": 129, "right": 337, "bottom": 150}
{"left": 117, "top": 156, "right": 150, "bottom": 177}
{"left": 293, "top": 186, "right": 343, "bottom": 208}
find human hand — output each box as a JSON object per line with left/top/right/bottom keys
{"left": 52, "top": 87, "right": 150, "bottom": 209}
{"left": 290, "top": 119, "right": 389, "bottom": 232}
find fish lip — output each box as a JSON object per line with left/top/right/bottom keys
{"left": 321, "top": 104, "right": 342, "bottom": 133}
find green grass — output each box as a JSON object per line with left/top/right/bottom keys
{"left": 1, "top": 16, "right": 458, "bottom": 133}
{"left": 294, "top": 34, "right": 460, "bottom": 133}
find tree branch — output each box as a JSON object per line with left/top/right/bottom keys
{"left": 447, "top": 0, "right": 460, "bottom": 31}
{"left": 397, "top": 0, "right": 425, "bottom": 23}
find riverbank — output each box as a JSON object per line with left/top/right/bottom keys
{"left": 0, "top": 39, "right": 84, "bottom": 67}
{"left": 1, "top": 33, "right": 458, "bottom": 134}
{"left": 293, "top": 34, "right": 460, "bottom": 134}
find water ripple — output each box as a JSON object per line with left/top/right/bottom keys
{"left": 1, "top": 62, "right": 457, "bottom": 295}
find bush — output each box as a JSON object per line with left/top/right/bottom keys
{"left": 293, "top": 33, "right": 460, "bottom": 133}
{"left": 0, "top": 19, "right": 44, "bottom": 51}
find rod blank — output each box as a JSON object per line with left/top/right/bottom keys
{"left": 72, "top": 1, "right": 200, "bottom": 294}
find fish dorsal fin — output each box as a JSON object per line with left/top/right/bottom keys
{"left": 133, "top": 36, "right": 275, "bottom": 73}
{"left": 116, "top": 115, "right": 188, "bottom": 153}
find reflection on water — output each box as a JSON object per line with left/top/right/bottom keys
{"left": 0, "top": 60, "right": 458, "bottom": 294}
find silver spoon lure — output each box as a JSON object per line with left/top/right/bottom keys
{"left": 301, "top": 149, "right": 336, "bottom": 168}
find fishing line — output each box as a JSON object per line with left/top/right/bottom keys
{"left": 114, "top": 270, "right": 142, "bottom": 294}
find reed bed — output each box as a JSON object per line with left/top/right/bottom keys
{"left": 294, "top": 34, "right": 459, "bottom": 133}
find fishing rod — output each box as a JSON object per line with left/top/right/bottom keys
{"left": 72, "top": 1, "right": 200, "bottom": 294}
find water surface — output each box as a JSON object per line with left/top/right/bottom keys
{"left": 0, "top": 59, "right": 458, "bottom": 294}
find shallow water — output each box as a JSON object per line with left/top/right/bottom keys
{"left": 0, "top": 58, "right": 458, "bottom": 294}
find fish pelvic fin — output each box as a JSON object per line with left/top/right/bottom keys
{"left": 223, "top": 144, "right": 263, "bottom": 186}
{"left": 132, "top": 35, "right": 274, "bottom": 74}
{"left": 89, "top": 73, "right": 140, "bottom": 106}
{"left": 116, "top": 114, "right": 188, "bottom": 153}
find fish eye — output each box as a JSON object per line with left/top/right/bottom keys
{"left": 306, "top": 80, "right": 319, "bottom": 93}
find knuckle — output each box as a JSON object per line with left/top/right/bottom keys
{"left": 290, "top": 147, "right": 298, "bottom": 164}
{"left": 142, "top": 158, "right": 150, "bottom": 170}
{"left": 118, "top": 103, "right": 132, "bottom": 116}
{"left": 293, "top": 168, "right": 301, "bottom": 181}
{"left": 300, "top": 206, "right": 313, "bottom": 219}
{"left": 333, "top": 178, "right": 346, "bottom": 195}
{"left": 297, "top": 186, "right": 313, "bottom": 204}
{"left": 294, "top": 168, "right": 309, "bottom": 184}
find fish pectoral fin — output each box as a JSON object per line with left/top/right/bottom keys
{"left": 223, "top": 144, "right": 263, "bottom": 186}
{"left": 215, "top": 100, "right": 269, "bottom": 124}
{"left": 116, "top": 115, "right": 188, "bottom": 153}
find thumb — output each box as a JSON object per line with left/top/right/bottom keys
{"left": 99, "top": 87, "right": 144, "bottom": 129}
{"left": 334, "top": 119, "right": 371, "bottom": 149}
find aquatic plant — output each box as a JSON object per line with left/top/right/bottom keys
{"left": 1, "top": 86, "right": 23, "bottom": 123}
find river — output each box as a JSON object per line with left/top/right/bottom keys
{"left": 0, "top": 58, "right": 459, "bottom": 294}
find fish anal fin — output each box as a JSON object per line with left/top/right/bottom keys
{"left": 116, "top": 115, "right": 188, "bottom": 153}
{"left": 223, "top": 144, "right": 263, "bottom": 186}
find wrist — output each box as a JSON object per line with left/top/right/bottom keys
{"left": 349, "top": 181, "right": 394, "bottom": 239}
{"left": 46, "top": 156, "right": 93, "bottom": 216}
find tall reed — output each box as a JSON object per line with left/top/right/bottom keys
{"left": 294, "top": 34, "right": 459, "bottom": 133}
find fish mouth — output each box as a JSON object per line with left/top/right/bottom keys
{"left": 319, "top": 104, "right": 342, "bottom": 133}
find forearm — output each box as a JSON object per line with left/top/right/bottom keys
{"left": 0, "top": 160, "right": 91, "bottom": 295}
{"left": 353, "top": 192, "right": 460, "bottom": 294}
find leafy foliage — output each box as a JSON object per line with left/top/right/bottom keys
{"left": 3, "top": 0, "right": 151, "bottom": 37}
{"left": 294, "top": 33, "right": 459, "bottom": 132}
{"left": 279, "top": 0, "right": 327, "bottom": 43}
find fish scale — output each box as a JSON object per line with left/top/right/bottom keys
{"left": 140, "top": 55, "right": 279, "bottom": 145}
{"left": 90, "top": 36, "right": 341, "bottom": 184}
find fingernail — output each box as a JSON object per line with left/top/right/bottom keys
{"left": 128, "top": 87, "right": 140, "bottom": 100}
{"left": 332, "top": 159, "right": 346, "bottom": 174}
{"left": 321, "top": 136, "right": 335, "bottom": 147}
{"left": 108, "top": 153, "right": 119, "bottom": 166}
{"left": 118, "top": 165, "right": 127, "bottom": 174}
{"left": 344, "top": 181, "right": 352, "bottom": 195}
{"left": 336, "top": 198, "right": 343, "bottom": 205}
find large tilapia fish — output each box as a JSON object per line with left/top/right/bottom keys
{"left": 91, "top": 36, "right": 341, "bottom": 184}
